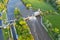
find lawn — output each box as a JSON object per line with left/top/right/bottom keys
{"left": 44, "top": 15, "right": 60, "bottom": 32}
{"left": 43, "top": 15, "right": 60, "bottom": 40}
{"left": 22, "top": 0, "right": 55, "bottom": 11}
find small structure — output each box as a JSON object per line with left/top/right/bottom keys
{"left": 24, "top": 9, "right": 42, "bottom": 21}
{"left": 28, "top": 16, "right": 37, "bottom": 21}
{"left": 34, "top": 9, "right": 41, "bottom": 16}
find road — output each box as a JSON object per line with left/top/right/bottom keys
{"left": 36, "top": 16, "right": 51, "bottom": 40}
{"left": 0, "top": 13, "right": 4, "bottom": 40}
{"left": 7, "top": 0, "right": 51, "bottom": 40}
{"left": 0, "top": 28, "right": 4, "bottom": 40}
{"left": 7, "top": 0, "right": 18, "bottom": 40}
{"left": 26, "top": 16, "right": 51, "bottom": 40}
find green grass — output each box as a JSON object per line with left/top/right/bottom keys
{"left": 43, "top": 15, "right": 60, "bottom": 40}
{"left": 23, "top": 0, "right": 55, "bottom": 11}
{"left": 2, "top": 29, "right": 9, "bottom": 40}
{"left": 2, "top": 13, "right": 7, "bottom": 20}
{"left": 44, "top": 15, "right": 60, "bottom": 32}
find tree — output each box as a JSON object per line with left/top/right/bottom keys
{"left": 3, "top": 0, "right": 8, "bottom": 4}
{"left": 14, "top": 8, "right": 21, "bottom": 19}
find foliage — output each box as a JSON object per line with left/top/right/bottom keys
{"left": 26, "top": 3, "right": 32, "bottom": 9}
{"left": 14, "top": 8, "right": 33, "bottom": 40}
{"left": 54, "top": 27, "right": 59, "bottom": 33}
{"left": 15, "top": 17, "right": 34, "bottom": 40}
{"left": 0, "top": 0, "right": 3, "bottom": 3}
{"left": 0, "top": 0, "right": 8, "bottom": 12}
{"left": 3, "top": 0, "right": 8, "bottom": 4}
{"left": 14, "top": 8, "right": 20, "bottom": 15}
{"left": 2, "top": 27, "right": 9, "bottom": 40}
{"left": 0, "top": 0, "right": 10, "bottom": 40}
{"left": 14, "top": 8, "right": 21, "bottom": 19}
{"left": 0, "top": 3, "right": 5, "bottom": 12}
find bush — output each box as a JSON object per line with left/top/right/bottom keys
{"left": 15, "top": 17, "right": 34, "bottom": 40}
{"left": 26, "top": 3, "right": 32, "bottom": 9}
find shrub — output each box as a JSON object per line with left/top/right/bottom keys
{"left": 26, "top": 3, "right": 32, "bottom": 9}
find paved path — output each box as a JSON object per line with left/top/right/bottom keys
{"left": 36, "top": 16, "right": 51, "bottom": 40}
{"left": 26, "top": 16, "right": 51, "bottom": 40}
